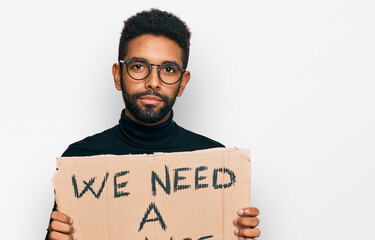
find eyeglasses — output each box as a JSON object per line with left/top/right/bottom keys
{"left": 119, "top": 58, "right": 186, "bottom": 85}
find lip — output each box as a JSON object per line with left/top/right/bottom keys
{"left": 138, "top": 95, "right": 162, "bottom": 105}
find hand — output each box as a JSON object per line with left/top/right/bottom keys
{"left": 48, "top": 211, "right": 76, "bottom": 240}
{"left": 233, "top": 207, "right": 260, "bottom": 239}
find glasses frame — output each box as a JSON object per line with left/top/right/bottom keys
{"left": 119, "top": 58, "right": 186, "bottom": 85}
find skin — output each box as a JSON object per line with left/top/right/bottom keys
{"left": 48, "top": 34, "right": 260, "bottom": 239}
{"left": 113, "top": 34, "right": 191, "bottom": 126}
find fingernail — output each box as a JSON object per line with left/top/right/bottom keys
{"left": 239, "top": 237, "right": 245, "bottom": 240}
{"left": 234, "top": 229, "right": 239, "bottom": 235}
{"left": 238, "top": 209, "right": 243, "bottom": 215}
{"left": 70, "top": 218, "right": 73, "bottom": 224}
{"left": 233, "top": 218, "right": 237, "bottom": 225}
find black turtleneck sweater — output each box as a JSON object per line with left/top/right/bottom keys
{"left": 62, "top": 109, "right": 224, "bottom": 156}
{"left": 46, "top": 109, "right": 224, "bottom": 239}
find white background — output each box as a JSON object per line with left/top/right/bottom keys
{"left": 1, "top": 0, "right": 374, "bottom": 239}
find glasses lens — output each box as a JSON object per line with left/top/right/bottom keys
{"left": 160, "top": 64, "right": 182, "bottom": 84}
{"left": 127, "top": 60, "right": 150, "bottom": 80}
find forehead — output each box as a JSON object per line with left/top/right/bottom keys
{"left": 125, "top": 34, "right": 183, "bottom": 65}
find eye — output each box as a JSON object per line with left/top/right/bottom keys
{"left": 128, "top": 60, "right": 148, "bottom": 72}
{"left": 133, "top": 64, "right": 144, "bottom": 70}
{"left": 162, "top": 65, "right": 178, "bottom": 75}
{"left": 165, "top": 66, "right": 174, "bottom": 73}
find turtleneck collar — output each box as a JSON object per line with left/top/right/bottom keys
{"left": 118, "top": 109, "right": 178, "bottom": 148}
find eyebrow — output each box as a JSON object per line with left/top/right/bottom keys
{"left": 129, "top": 57, "right": 181, "bottom": 67}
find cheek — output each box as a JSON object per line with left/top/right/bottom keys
{"left": 164, "top": 85, "right": 180, "bottom": 99}
{"left": 122, "top": 77, "right": 143, "bottom": 93}
{"left": 122, "top": 75, "right": 180, "bottom": 98}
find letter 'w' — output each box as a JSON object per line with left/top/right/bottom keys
{"left": 72, "top": 173, "right": 109, "bottom": 199}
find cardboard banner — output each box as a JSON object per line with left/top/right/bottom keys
{"left": 53, "top": 148, "right": 251, "bottom": 240}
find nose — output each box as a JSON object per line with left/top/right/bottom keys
{"left": 145, "top": 64, "right": 161, "bottom": 90}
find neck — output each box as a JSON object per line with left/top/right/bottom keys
{"left": 124, "top": 108, "right": 172, "bottom": 126}
{"left": 118, "top": 108, "right": 177, "bottom": 148}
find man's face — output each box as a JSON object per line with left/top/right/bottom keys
{"left": 113, "top": 34, "right": 190, "bottom": 125}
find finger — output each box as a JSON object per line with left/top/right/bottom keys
{"left": 233, "top": 217, "right": 259, "bottom": 227}
{"left": 237, "top": 238, "right": 256, "bottom": 240}
{"left": 49, "top": 220, "right": 74, "bottom": 234}
{"left": 237, "top": 207, "right": 260, "bottom": 217}
{"left": 234, "top": 228, "right": 261, "bottom": 238}
{"left": 49, "top": 231, "right": 75, "bottom": 240}
{"left": 51, "top": 211, "right": 73, "bottom": 224}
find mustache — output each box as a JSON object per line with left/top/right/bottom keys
{"left": 131, "top": 90, "right": 169, "bottom": 102}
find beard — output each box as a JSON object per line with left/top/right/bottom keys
{"left": 120, "top": 79, "right": 178, "bottom": 124}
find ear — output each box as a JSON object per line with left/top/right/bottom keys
{"left": 112, "top": 63, "right": 122, "bottom": 91}
{"left": 177, "top": 71, "right": 190, "bottom": 97}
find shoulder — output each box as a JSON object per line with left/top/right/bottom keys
{"left": 173, "top": 124, "right": 225, "bottom": 150}
{"left": 61, "top": 125, "right": 123, "bottom": 157}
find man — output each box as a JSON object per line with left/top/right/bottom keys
{"left": 47, "top": 9, "right": 260, "bottom": 240}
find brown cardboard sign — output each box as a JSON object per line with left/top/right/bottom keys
{"left": 53, "top": 148, "right": 251, "bottom": 240}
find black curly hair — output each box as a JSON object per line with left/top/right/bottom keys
{"left": 118, "top": 9, "right": 191, "bottom": 69}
